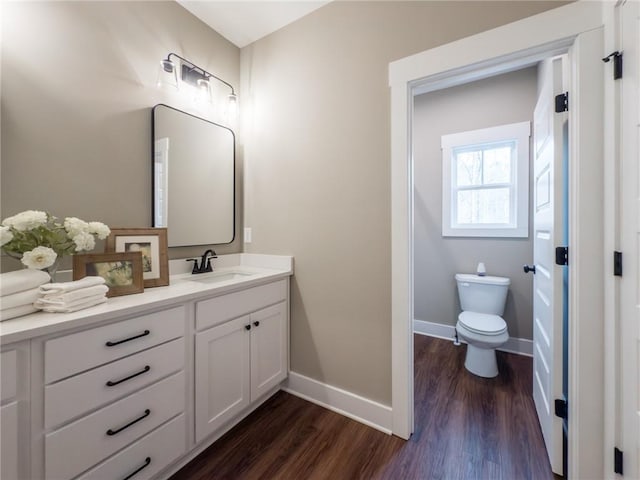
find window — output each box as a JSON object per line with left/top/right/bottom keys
{"left": 441, "top": 121, "right": 530, "bottom": 237}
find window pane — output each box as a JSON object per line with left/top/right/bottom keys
{"left": 457, "top": 188, "right": 510, "bottom": 224}
{"left": 455, "top": 150, "right": 482, "bottom": 186}
{"left": 483, "top": 145, "right": 512, "bottom": 184}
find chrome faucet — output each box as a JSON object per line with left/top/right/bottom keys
{"left": 186, "top": 249, "right": 217, "bottom": 274}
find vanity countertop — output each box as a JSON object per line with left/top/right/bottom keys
{"left": 0, "top": 253, "right": 293, "bottom": 345}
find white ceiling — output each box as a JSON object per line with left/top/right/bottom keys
{"left": 177, "top": 1, "right": 332, "bottom": 48}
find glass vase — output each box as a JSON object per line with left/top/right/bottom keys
{"left": 44, "top": 257, "right": 63, "bottom": 283}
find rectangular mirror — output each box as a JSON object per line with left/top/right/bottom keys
{"left": 152, "top": 104, "right": 235, "bottom": 247}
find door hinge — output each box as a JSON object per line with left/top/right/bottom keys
{"left": 555, "top": 92, "right": 569, "bottom": 113}
{"left": 554, "top": 398, "right": 568, "bottom": 419}
{"left": 614, "top": 447, "right": 624, "bottom": 475}
{"left": 555, "top": 246, "right": 569, "bottom": 266}
{"left": 614, "top": 251, "right": 623, "bottom": 276}
{"left": 603, "top": 51, "right": 623, "bottom": 80}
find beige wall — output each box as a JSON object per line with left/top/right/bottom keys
{"left": 413, "top": 68, "right": 538, "bottom": 340}
{"left": 1, "top": 0, "right": 567, "bottom": 405}
{"left": 241, "top": 1, "right": 564, "bottom": 404}
{"left": 1, "top": 1, "right": 242, "bottom": 272}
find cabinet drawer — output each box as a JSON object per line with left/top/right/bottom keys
{"left": 45, "top": 338, "right": 185, "bottom": 429}
{"left": 45, "top": 371, "right": 185, "bottom": 480}
{"left": 1, "top": 402, "right": 18, "bottom": 480}
{"left": 196, "top": 280, "right": 287, "bottom": 331}
{"left": 0, "top": 350, "right": 17, "bottom": 403}
{"left": 75, "top": 413, "right": 186, "bottom": 480}
{"left": 45, "top": 306, "right": 185, "bottom": 383}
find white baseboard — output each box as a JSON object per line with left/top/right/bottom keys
{"left": 283, "top": 372, "right": 393, "bottom": 435}
{"left": 413, "top": 319, "right": 533, "bottom": 357}
{"left": 413, "top": 319, "right": 456, "bottom": 340}
{"left": 500, "top": 336, "right": 533, "bottom": 357}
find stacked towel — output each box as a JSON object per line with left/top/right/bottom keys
{"left": 0, "top": 269, "right": 51, "bottom": 321}
{"left": 35, "top": 276, "right": 108, "bottom": 313}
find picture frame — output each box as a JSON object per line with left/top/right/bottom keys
{"left": 73, "top": 252, "right": 144, "bottom": 297}
{"left": 105, "top": 228, "right": 169, "bottom": 288}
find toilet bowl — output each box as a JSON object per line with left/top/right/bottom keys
{"left": 455, "top": 273, "right": 510, "bottom": 378}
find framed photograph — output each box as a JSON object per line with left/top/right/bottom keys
{"left": 105, "top": 228, "right": 169, "bottom": 288}
{"left": 73, "top": 252, "right": 144, "bottom": 297}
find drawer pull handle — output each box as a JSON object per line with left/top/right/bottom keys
{"left": 106, "top": 365, "right": 151, "bottom": 387}
{"left": 106, "top": 409, "right": 151, "bottom": 436}
{"left": 245, "top": 324, "right": 251, "bottom": 331}
{"left": 105, "top": 330, "right": 150, "bottom": 347}
{"left": 253, "top": 321, "right": 260, "bottom": 327}
{"left": 122, "top": 457, "right": 151, "bottom": 480}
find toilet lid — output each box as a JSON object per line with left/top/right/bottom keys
{"left": 458, "top": 311, "right": 507, "bottom": 336}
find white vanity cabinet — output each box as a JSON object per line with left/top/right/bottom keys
{"left": 194, "top": 280, "right": 288, "bottom": 442}
{"left": 42, "top": 306, "right": 188, "bottom": 480}
{"left": 1, "top": 342, "right": 29, "bottom": 480}
{"left": 0, "top": 254, "right": 293, "bottom": 479}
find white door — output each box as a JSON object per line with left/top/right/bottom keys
{"left": 194, "top": 315, "right": 251, "bottom": 442}
{"left": 250, "top": 302, "right": 288, "bottom": 402}
{"left": 531, "top": 56, "right": 566, "bottom": 475}
{"left": 620, "top": 0, "right": 640, "bottom": 476}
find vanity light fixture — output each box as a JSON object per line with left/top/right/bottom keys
{"left": 158, "top": 53, "right": 237, "bottom": 116}
{"left": 196, "top": 78, "right": 212, "bottom": 104}
{"left": 156, "top": 58, "right": 179, "bottom": 90}
{"left": 226, "top": 93, "right": 238, "bottom": 119}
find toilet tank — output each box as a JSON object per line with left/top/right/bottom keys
{"left": 455, "top": 273, "right": 510, "bottom": 316}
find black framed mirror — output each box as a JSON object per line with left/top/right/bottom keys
{"left": 152, "top": 104, "right": 235, "bottom": 247}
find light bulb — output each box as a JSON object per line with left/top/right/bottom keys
{"left": 196, "top": 78, "right": 212, "bottom": 104}
{"left": 226, "top": 93, "right": 238, "bottom": 120}
{"left": 157, "top": 59, "right": 178, "bottom": 90}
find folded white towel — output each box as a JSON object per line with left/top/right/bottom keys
{"left": 0, "top": 304, "right": 39, "bottom": 321}
{"left": 0, "top": 288, "right": 40, "bottom": 311}
{"left": 35, "top": 289, "right": 108, "bottom": 308}
{"left": 39, "top": 285, "right": 109, "bottom": 305}
{"left": 36, "top": 295, "right": 107, "bottom": 313}
{"left": 0, "top": 269, "right": 51, "bottom": 296}
{"left": 39, "top": 276, "right": 105, "bottom": 295}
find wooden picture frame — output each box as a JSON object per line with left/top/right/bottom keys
{"left": 73, "top": 252, "right": 144, "bottom": 297}
{"left": 105, "top": 228, "right": 169, "bottom": 288}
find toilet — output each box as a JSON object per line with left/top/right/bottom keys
{"left": 455, "top": 273, "right": 511, "bottom": 378}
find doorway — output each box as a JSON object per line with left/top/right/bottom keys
{"left": 389, "top": 3, "right": 605, "bottom": 477}
{"left": 411, "top": 56, "right": 568, "bottom": 475}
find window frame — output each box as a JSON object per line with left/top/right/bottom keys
{"left": 441, "top": 121, "right": 530, "bottom": 237}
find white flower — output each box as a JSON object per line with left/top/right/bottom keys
{"left": 0, "top": 226, "right": 14, "bottom": 247}
{"left": 2, "top": 210, "right": 47, "bottom": 231}
{"left": 21, "top": 246, "right": 57, "bottom": 269}
{"left": 64, "top": 217, "right": 89, "bottom": 237}
{"left": 72, "top": 231, "right": 96, "bottom": 251}
{"left": 87, "top": 221, "right": 110, "bottom": 240}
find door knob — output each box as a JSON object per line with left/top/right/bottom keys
{"left": 523, "top": 264, "right": 536, "bottom": 274}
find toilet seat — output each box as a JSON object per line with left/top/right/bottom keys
{"left": 458, "top": 311, "right": 507, "bottom": 336}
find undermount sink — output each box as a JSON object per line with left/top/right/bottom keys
{"left": 184, "top": 270, "right": 256, "bottom": 284}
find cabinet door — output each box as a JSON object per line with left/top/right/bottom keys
{"left": 195, "top": 315, "right": 251, "bottom": 442}
{"left": 250, "top": 302, "right": 288, "bottom": 402}
{"left": 1, "top": 403, "right": 18, "bottom": 480}
{"left": 1, "top": 344, "right": 28, "bottom": 480}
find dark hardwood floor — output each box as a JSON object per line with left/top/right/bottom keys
{"left": 171, "top": 335, "right": 554, "bottom": 479}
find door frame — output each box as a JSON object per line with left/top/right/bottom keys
{"left": 616, "top": 0, "right": 639, "bottom": 476}
{"left": 389, "top": 2, "right": 606, "bottom": 477}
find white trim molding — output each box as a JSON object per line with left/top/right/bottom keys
{"left": 413, "top": 319, "right": 455, "bottom": 341}
{"left": 390, "top": 1, "right": 605, "bottom": 476}
{"left": 283, "top": 372, "right": 393, "bottom": 435}
{"left": 441, "top": 121, "right": 531, "bottom": 238}
{"left": 413, "top": 319, "right": 533, "bottom": 357}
